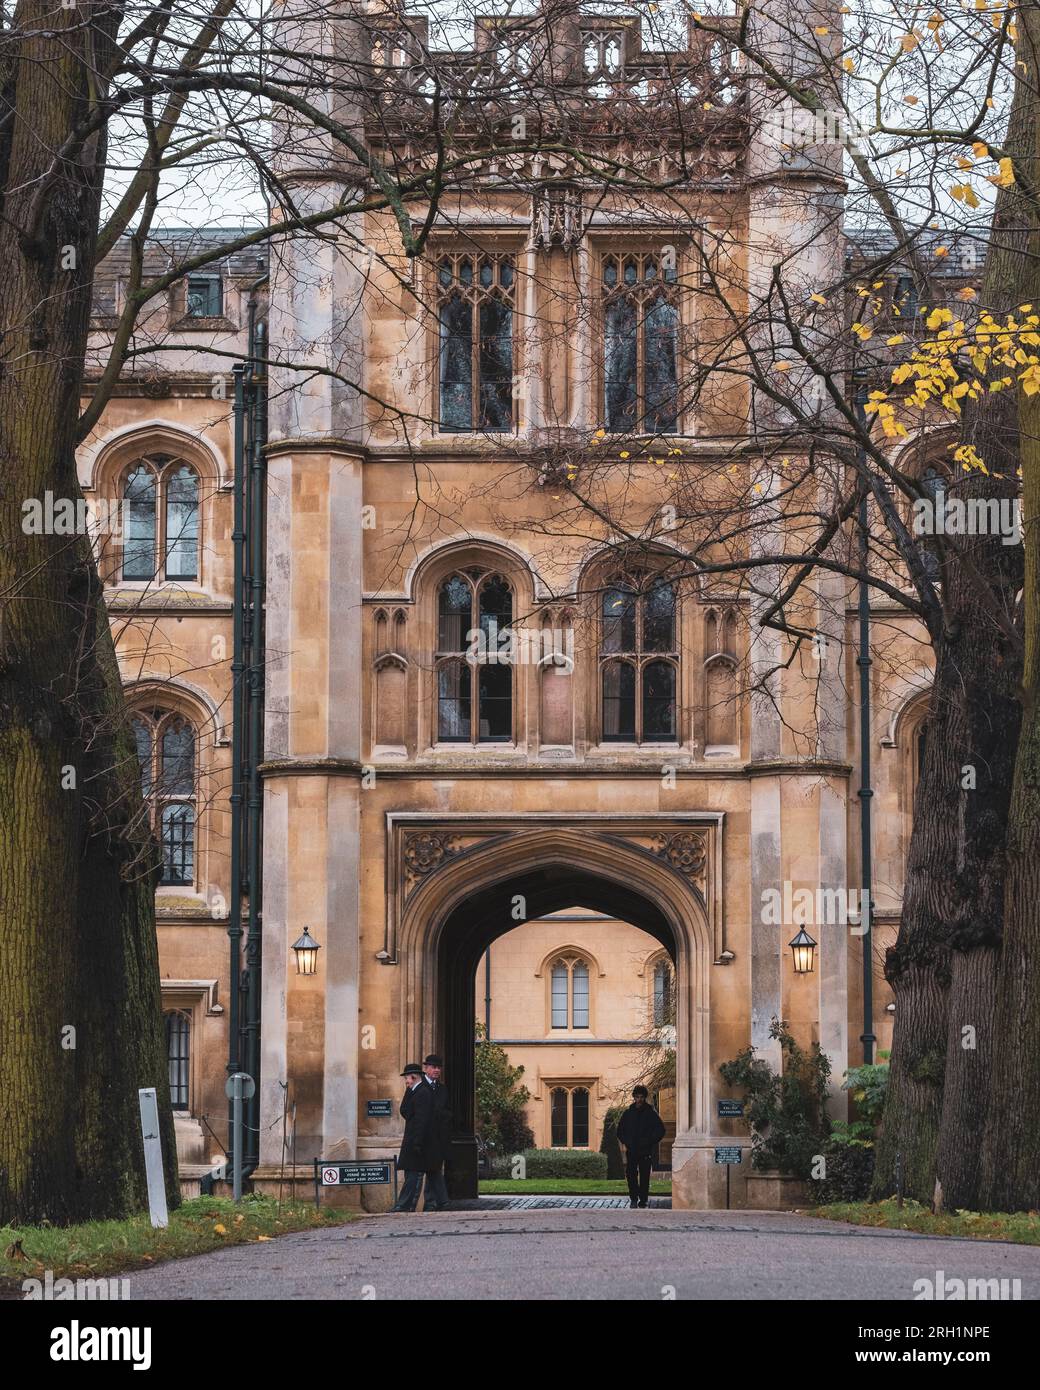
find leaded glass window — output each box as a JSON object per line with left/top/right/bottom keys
{"left": 132, "top": 709, "right": 197, "bottom": 887}
{"left": 437, "top": 253, "right": 515, "bottom": 432}
{"left": 600, "top": 576, "right": 679, "bottom": 742}
{"left": 120, "top": 456, "right": 200, "bottom": 582}
{"left": 603, "top": 252, "right": 680, "bottom": 433}
{"left": 435, "top": 570, "right": 514, "bottom": 743}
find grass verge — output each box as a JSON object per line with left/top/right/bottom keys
{"left": 813, "top": 1199, "right": 1040, "bottom": 1245}
{"left": 479, "top": 1178, "right": 672, "bottom": 1196}
{"left": 0, "top": 1195, "right": 352, "bottom": 1294}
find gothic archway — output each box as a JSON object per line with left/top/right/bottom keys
{"left": 387, "top": 816, "right": 719, "bottom": 1197}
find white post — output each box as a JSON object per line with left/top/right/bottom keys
{"left": 138, "top": 1087, "right": 169, "bottom": 1228}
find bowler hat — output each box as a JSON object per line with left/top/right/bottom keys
{"left": 401, "top": 1062, "right": 422, "bottom": 1076}
{"left": 424, "top": 1053, "right": 443, "bottom": 1067}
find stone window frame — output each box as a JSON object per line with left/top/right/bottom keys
{"left": 160, "top": 980, "right": 224, "bottom": 1120}
{"left": 593, "top": 240, "right": 687, "bottom": 437}
{"left": 416, "top": 544, "right": 534, "bottom": 755}
{"left": 130, "top": 705, "right": 198, "bottom": 889}
{"left": 536, "top": 944, "right": 603, "bottom": 1034}
{"left": 545, "top": 1078, "right": 596, "bottom": 1149}
{"left": 118, "top": 452, "right": 202, "bottom": 586}
{"left": 598, "top": 572, "right": 680, "bottom": 746}
{"left": 430, "top": 245, "right": 520, "bottom": 436}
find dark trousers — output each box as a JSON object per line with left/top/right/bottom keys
{"left": 424, "top": 1167, "right": 450, "bottom": 1210}
{"left": 392, "top": 1170, "right": 424, "bottom": 1212}
{"left": 626, "top": 1152, "right": 653, "bottom": 1205}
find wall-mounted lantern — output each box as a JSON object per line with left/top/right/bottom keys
{"left": 292, "top": 926, "right": 321, "bottom": 976}
{"left": 788, "top": 926, "right": 817, "bottom": 975}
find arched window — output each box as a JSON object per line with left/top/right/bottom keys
{"left": 435, "top": 570, "right": 513, "bottom": 744}
{"left": 548, "top": 1084, "right": 593, "bottom": 1148}
{"left": 165, "top": 1010, "right": 191, "bottom": 1111}
{"left": 603, "top": 251, "right": 680, "bottom": 433}
{"left": 120, "top": 455, "right": 200, "bottom": 582}
{"left": 600, "top": 576, "right": 678, "bottom": 742}
{"left": 132, "top": 709, "right": 197, "bottom": 886}
{"left": 549, "top": 956, "right": 591, "bottom": 1030}
{"left": 653, "top": 959, "right": 673, "bottom": 1028}
{"left": 437, "top": 252, "right": 515, "bottom": 433}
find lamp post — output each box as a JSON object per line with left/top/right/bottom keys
{"left": 788, "top": 926, "right": 817, "bottom": 975}
{"left": 292, "top": 926, "right": 321, "bottom": 976}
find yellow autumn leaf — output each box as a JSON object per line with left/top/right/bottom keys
{"left": 619, "top": 450, "right": 630, "bottom": 459}
{"left": 904, "top": 95, "right": 920, "bottom": 106}
{"left": 972, "top": 141, "right": 989, "bottom": 158}
{"left": 950, "top": 184, "right": 980, "bottom": 208}
{"left": 214, "top": 1223, "right": 227, "bottom": 1235}
{"left": 257, "top": 1235, "right": 273, "bottom": 1242}
{"left": 901, "top": 33, "right": 920, "bottom": 52}
{"left": 887, "top": 334, "right": 906, "bottom": 346}
{"left": 775, "top": 361, "right": 792, "bottom": 371}
{"left": 851, "top": 322, "right": 873, "bottom": 341}
{"left": 843, "top": 58, "right": 855, "bottom": 73}
{"left": 996, "top": 157, "right": 1016, "bottom": 187}
{"left": 810, "top": 293, "right": 827, "bottom": 305}
{"left": 956, "top": 156, "right": 973, "bottom": 170}
{"left": 957, "top": 287, "right": 977, "bottom": 302}
{"left": 814, "top": 26, "right": 829, "bottom": 35}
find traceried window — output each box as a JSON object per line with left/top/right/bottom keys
{"left": 549, "top": 1085, "right": 592, "bottom": 1148}
{"left": 165, "top": 1010, "right": 191, "bottom": 1110}
{"left": 132, "top": 709, "right": 196, "bottom": 886}
{"left": 121, "top": 455, "right": 200, "bottom": 582}
{"left": 603, "top": 252, "right": 679, "bottom": 433}
{"left": 549, "top": 957, "right": 590, "bottom": 1030}
{"left": 653, "top": 959, "right": 673, "bottom": 1028}
{"left": 437, "top": 252, "right": 515, "bottom": 433}
{"left": 435, "top": 569, "right": 513, "bottom": 743}
{"left": 600, "top": 576, "right": 678, "bottom": 742}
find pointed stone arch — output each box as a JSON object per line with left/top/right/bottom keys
{"left": 386, "top": 813, "right": 721, "bottom": 1197}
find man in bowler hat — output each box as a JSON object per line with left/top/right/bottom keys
{"left": 390, "top": 1063, "right": 428, "bottom": 1212}
{"left": 420, "top": 1053, "right": 451, "bottom": 1211}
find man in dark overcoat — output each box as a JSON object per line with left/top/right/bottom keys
{"left": 391, "top": 1063, "right": 428, "bottom": 1212}
{"left": 420, "top": 1053, "right": 452, "bottom": 1211}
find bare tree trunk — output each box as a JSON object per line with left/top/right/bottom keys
{"left": 0, "top": 2, "right": 177, "bottom": 1224}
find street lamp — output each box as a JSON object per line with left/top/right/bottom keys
{"left": 788, "top": 926, "right": 817, "bottom": 975}
{"left": 292, "top": 926, "right": 321, "bottom": 976}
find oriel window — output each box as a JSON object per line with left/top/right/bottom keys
{"left": 603, "top": 252, "right": 680, "bottom": 433}
{"left": 601, "top": 576, "right": 679, "bottom": 742}
{"left": 437, "top": 252, "right": 515, "bottom": 433}
{"left": 435, "top": 569, "right": 514, "bottom": 743}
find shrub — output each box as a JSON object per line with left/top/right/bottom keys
{"left": 843, "top": 1060, "right": 889, "bottom": 1128}
{"left": 811, "top": 1142, "right": 876, "bottom": 1203}
{"left": 474, "top": 1022, "right": 531, "bottom": 1154}
{"left": 513, "top": 1148, "right": 609, "bottom": 1179}
{"left": 718, "top": 1018, "right": 831, "bottom": 1179}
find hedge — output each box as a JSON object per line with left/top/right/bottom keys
{"left": 493, "top": 1148, "right": 609, "bottom": 1179}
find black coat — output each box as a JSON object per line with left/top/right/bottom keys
{"left": 421, "top": 1078, "right": 453, "bottom": 1168}
{"left": 398, "top": 1083, "right": 432, "bottom": 1171}
{"left": 616, "top": 1102, "right": 666, "bottom": 1158}
{"left": 398, "top": 1079, "right": 453, "bottom": 1171}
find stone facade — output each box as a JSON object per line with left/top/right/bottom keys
{"left": 76, "top": 5, "right": 956, "bottom": 1208}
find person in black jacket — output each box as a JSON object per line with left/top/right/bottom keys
{"left": 616, "top": 1086, "right": 666, "bottom": 1208}
{"left": 420, "top": 1053, "right": 452, "bottom": 1211}
{"left": 391, "top": 1063, "right": 428, "bottom": 1212}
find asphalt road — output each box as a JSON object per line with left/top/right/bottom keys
{"left": 124, "top": 1209, "right": 1040, "bottom": 1301}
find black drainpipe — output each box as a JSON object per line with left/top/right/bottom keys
{"left": 228, "top": 275, "right": 268, "bottom": 1180}
{"left": 854, "top": 373, "right": 876, "bottom": 1066}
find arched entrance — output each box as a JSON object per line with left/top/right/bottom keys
{"left": 390, "top": 819, "right": 718, "bottom": 1201}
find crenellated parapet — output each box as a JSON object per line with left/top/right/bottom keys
{"left": 362, "top": 8, "right": 746, "bottom": 137}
